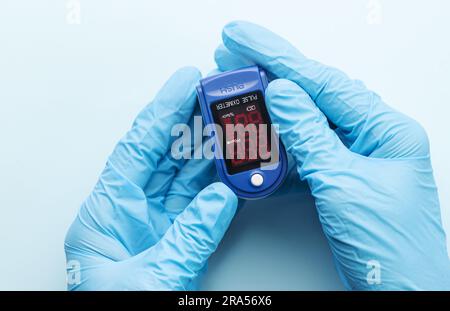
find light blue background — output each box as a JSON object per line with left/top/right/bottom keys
{"left": 1, "top": 0, "right": 449, "bottom": 290}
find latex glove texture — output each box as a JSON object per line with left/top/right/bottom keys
{"left": 215, "top": 21, "right": 450, "bottom": 290}
{"left": 64, "top": 67, "right": 238, "bottom": 290}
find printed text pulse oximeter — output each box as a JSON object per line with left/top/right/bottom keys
{"left": 196, "top": 66, "right": 288, "bottom": 199}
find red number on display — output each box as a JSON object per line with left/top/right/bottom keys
{"left": 222, "top": 110, "right": 269, "bottom": 167}
{"left": 234, "top": 113, "right": 247, "bottom": 125}
{"left": 247, "top": 110, "right": 262, "bottom": 124}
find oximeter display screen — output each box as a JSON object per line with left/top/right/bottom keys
{"left": 211, "top": 91, "right": 275, "bottom": 175}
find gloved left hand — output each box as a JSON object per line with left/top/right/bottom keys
{"left": 64, "top": 67, "right": 238, "bottom": 290}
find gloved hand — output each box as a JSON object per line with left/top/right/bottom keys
{"left": 215, "top": 21, "right": 450, "bottom": 290}
{"left": 64, "top": 67, "right": 238, "bottom": 290}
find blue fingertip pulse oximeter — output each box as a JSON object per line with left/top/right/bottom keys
{"left": 197, "top": 66, "right": 288, "bottom": 199}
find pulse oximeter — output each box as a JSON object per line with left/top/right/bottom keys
{"left": 196, "top": 66, "right": 288, "bottom": 199}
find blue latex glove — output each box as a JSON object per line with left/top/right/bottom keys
{"left": 64, "top": 67, "right": 238, "bottom": 290}
{"left": 215, "top": 21, "right": 450, "bottom": 290}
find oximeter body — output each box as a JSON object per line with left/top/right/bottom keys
{"left": 196, "top": 66, "right": 288, "bottom": 199}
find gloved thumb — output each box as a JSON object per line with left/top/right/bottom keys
{"left": 142, "top": 182, "right": 238, "bottom": 289}
{"left": 266, "top": 79, "right": 351, "bottom": 179}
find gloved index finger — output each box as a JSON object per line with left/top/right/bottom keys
{"left": 220, "top": 21, "right": 388, "bottom": 142}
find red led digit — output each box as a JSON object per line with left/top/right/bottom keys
{"left": 248, "top": 110, "right": 263, "bottom": 124}
{"left": 211, "top": 91, "right": 277, "bottom": 172}
{"left": 222, "top": 117, "right": 232, "bottom": 125}
{"left": 234, "top": 113, "right": 248, "bottom": 125}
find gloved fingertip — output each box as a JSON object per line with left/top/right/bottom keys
{"left": 266, "top": 79, "right": 299, "bottom": 96}
{"left": 173, "top": 66, "right": 202, "bottom": 81}
{"left": 266, "top": 79, "right": 305, "bottom": 114}
{"left": 214, "top": 44, "right": 255, "bottom": 72}
{"left": 214, "top": 44, "right": 228, "bottom": 61}
{"left": 222, "top": 20, "right": 263, "bottom": 48}
{"left": 214, "top": 45, "right": 231, "bottom": 71}
{"left": 222, "top": 20, "right": 247, "bottom": 38}
{"left": 198, "top": 182, "right": 238, "bottom": 214}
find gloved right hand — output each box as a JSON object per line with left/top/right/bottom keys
{"left": 215, "top": 21, "right": 450, "bottom": 290}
